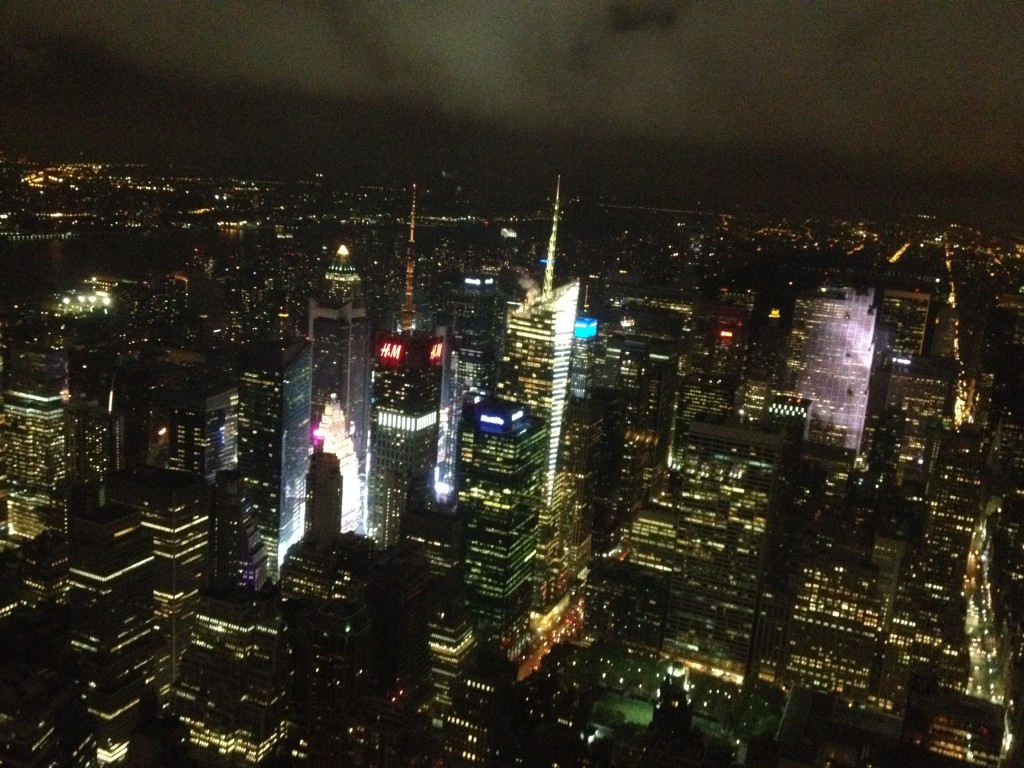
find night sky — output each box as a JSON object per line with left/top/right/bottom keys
{"left": 2, "top": 1, "right": 1022, "bottom": 220}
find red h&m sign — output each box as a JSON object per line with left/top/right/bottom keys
{"left": 379, "top": 341, "right": 404, "bottom": 364}
{"left": 429, "top": 340, "right": 443, "bottom": 365}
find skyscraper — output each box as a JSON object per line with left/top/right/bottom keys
{"left": 106, "top": 467, "right": 210, "bottom": 694}
{"left": 161, "top": 381, "right": 238, "bottom": 481}
{"left": 788, "top": 287, "right": 876, "bottom": 453}
{"left": 308, "top": 288, "right": 369, "bottom": 472}
{"left": 307, "top": 597, "right": 372, "bottom": 767}
{"left": 3, "top": 340, "right": 68, "bottom": 540}
{"left": 662, "top": 421, "right": 783, "bottom": 683}
{"left": 324, "top": 243, "right": 363, "bottom": 306}
{"left": 68, "top": 501, "right": 158, "bottom": 765}
{"left": 238, "top": 339, "right": 312, "bottom": 581}
{"left": 459, "top": 398, "right": 545, "bottom": 659}
{"left": 496, "top": 178, "right": 579, "bottom": 611}
{"left": 172, "top": 587, "right": 291, "bottom": 765}
{"left": 366, "top": 189, "right": 443, "bottom": 550}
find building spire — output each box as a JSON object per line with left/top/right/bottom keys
{"left": 400, "top": 184, "right": 417, "bottom": 332}
{"left": 542, "top": 175, "right": 560, "bottom": 298}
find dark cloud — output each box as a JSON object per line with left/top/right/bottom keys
{"left": 1, "top": 1, "right": 1022, "bottom": 218}
{"left": 608, "top": 1, "right": 683, "bottom": 33}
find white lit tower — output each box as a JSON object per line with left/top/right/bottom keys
{"left": 496, "top": 178, "right": 580, "bottom": 612}
{"left": 787, "top": 287, "right": 876, "bottom": 453}
{"left": 367, "top": 186, "right": 444, "bottom": 550}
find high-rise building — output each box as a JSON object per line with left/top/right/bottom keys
{"left": 442, "top": 653, "right": 516, "bottom": 767}
{"left": 663, "top": 421, "right": 783, "bottom": 683}
{"left": 428, "top": 602, "right": 478, "bottom": 718}
{"left": 569, "top": 317, "right": 598, "bottom": 400}
{"left": 238, "top": 339, "right": 312, "bottom": 581}
{"left": 209, "top": 469, "right": 268, "bottom": 591}
{"left": 366, "top": 190, "right": 444, "bottom": 550}
{"left": 307, "top": 597, "right": 372, "bottom": 767}
{"left": 68, "top": 501, "right": 158, "bottom": 765}
{"left": 324, "top": 244, "right": 363, "bottom": 306}
{"left": 883, "top": 356, "right": 957, "bottom": 481}
{"left": 64, "top": 395, "right": 114, "bottom": 485}
{"left": 459, "top": 399, "right": 545, "bottom": 659}
{"left": 879, "top": 429, "right": 980, "bottom": 709}
{"left": 21, "top": 529, "right": 69, "bottom": 605}
{"left": 496, "top": 179, "right": 579, "bottom": 611}
{"left": 880, "top": 288, "right": 931, "bottom": 358}
{"left": 161, "top": 381, "right": 238, "bottom": 481}
{"left": 308, "top": 295, "right": 370, "bottom": 470}
{"left": 788, "top": 287, "right": 876, "bottom": 453}
{"left": 172, "top": 586, "right": 291, "bottom": 765}
{"left": 3, "top": 341, "right": 68, "bottom": 540}
{"left": 367, "top": 332, "right": 443, "bottom": 549}
{"left": 785, "top": 551, "right": 883, "bottom": 700}
{"left": 106, "top": 467, "right": 209, "bottom": 694}
{"left": 449, "top": 273, "right": 502, "bottom": 399}
{"left": 306, "top": 450, "right": 342, "bottom": 541}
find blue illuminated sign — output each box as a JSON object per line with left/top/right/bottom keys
{"left": 574, "top": 317, "right": 597, "bottom": 339}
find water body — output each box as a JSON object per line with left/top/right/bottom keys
{"left": 0, "top": 228, "right": 238, "bottom": 306}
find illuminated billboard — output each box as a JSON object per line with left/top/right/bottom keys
{"left": 574, "top": 317, "right": 597, "bottom": 339}
{"left": 378, "top": 340, "right": 404, "bottom": 365}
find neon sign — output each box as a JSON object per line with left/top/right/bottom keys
{"left": 720, "top": 330, "right": 734, "bottom": 338}
{"left": 480, "top": 414, "right": 505, "bottom": 426}
{"left": 429, "top": 340, "right": 443, "bottom": 364}
{"left": 379, "top": 341, "right": 404, "bottom": 363}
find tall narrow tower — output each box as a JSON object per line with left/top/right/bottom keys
{"left": 496, "top": 178, "right": 580, "bottom": 612}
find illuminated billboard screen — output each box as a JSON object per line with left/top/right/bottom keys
{"left": 574, "top": 317, "right": 597, "bottom": 339}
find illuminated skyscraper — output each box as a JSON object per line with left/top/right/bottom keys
{"left": 324, "top": 243, "right": 363, "bottom": 306}
{"left": 367, "top": 189, "right": 443, "bottom": 550}
{"left": 569, "top": 317, "right": 598, "bottom": 400}
{"left": 459, "top": 398, "right": 544, "bottom": 659}
{"left": 308, "top": 293, "right": 369, "bottom": 470}
{"left": 785, "top": 552, "right": 883, "bottom": 700}
{"left": 449, "top": 273, "right": 502, "bottom": 399}
{"left": 107, "top": 467, "right": 209, "bottom": 694}
{"left": 172, "top": 587, "right": 290, "bottom": 765}
{"left": 662, "top": 421, "right": 783, "bottom": 683}
{"left": 444, "top": 272, "right": 503, "bottom": 492}
{"left": 879, "top": 428, "right": 980, "bottom": 709}
{"left": 68, "top": 502, "right": 158, "bottom": 765}
{"left": 367, "top": 332, "right": 444, "bottom": 550}
{"left": 788, "top": 287, "right": 876, "bottom": 453}
{"left": 3, "top": 341, "right": 68, "bottom": 540}
{"left": 238, "top": 339, "right": 312, "bottom": 582}
{"left": 161, "top": 382, "right": 238, "bottom": 482}
{"left": 496, "top": 178, "right": 579, "bottom": 611}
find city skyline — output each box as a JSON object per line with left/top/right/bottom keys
{"left": 2, "top": 4, "right": 1024, "bottom": 766}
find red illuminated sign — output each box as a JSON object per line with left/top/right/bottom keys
{"left": 429, "top": 340, "right": 443, "bottom": 364}
{"left": 379, "top": 341, "right": 404, "bottom": 363}
{"left": 719, "top": 330, "right": 734, "bottom": 338}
